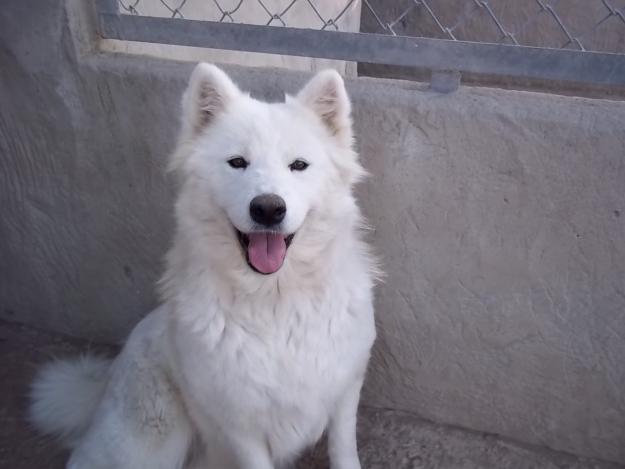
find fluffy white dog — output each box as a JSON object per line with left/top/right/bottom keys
{"left": 30, "top": 64, "right": 377, "bottom": 469}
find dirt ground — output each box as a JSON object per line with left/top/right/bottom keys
{"left": 1, "top": 319, "right": 622, "bottom": 469}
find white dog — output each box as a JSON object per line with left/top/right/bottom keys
{"left": 30, "top": 64, "right": 377, "bottom": 469}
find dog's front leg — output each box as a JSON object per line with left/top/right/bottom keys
{"left": 327, "top": 378, "right": 364, "bottom": 469}
{"left": 228, "top": 434, "right": 274, "bottom": 469}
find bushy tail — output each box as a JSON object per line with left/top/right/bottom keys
{"left": 29, "top": 355, "right": 112, "bottom": 447}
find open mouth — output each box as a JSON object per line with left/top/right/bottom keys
{"left": 236, "top": 229, "right": 295, "bottom": 275}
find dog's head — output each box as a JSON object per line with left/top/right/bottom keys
{"left": 170, "top": 64, "right": 364, "bottom": 278}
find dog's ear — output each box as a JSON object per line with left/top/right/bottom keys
{"left": 296, "top": 71, "right": 364, "bottom": 185}
{"left": 180, "top": 63, "right": 241, "bottom": 139}
{"left": 296, "top": 70, "right": 352, "bottom": 147}
{"left": 171, "top": 64, "right": 241, "bottom": 173}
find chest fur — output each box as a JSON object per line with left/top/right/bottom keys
{"left": 173, "top": 290, "right": 373, "bottom": 433}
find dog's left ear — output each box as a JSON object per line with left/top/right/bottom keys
{"left": 296, "top": 70, "right": 365, "bottom": 184}
{"left": 171, "top": 63, "right": 241, "bottom": 172}
{"left": 180, "top": 63, "right": 241, "bottom": 139}
{"left": 296, "top": 70, "right": 353, "bottom": 148}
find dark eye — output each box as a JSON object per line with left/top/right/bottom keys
{"left": 228, "top": 156, "right": 248, "bottom": 169}
{"left": 289, "top": 159, "right": 309, "bottom": 172}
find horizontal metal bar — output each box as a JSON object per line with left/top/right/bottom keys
{"left": 97, "top": 13, "right": 625, "bottom": 86}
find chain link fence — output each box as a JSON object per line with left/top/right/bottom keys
{"left": 117, "top": 0, "right": 625, "bottom": 53}
{"left": 98, "top": 0, "right": 625, "bottom": 88}
{"left": 119, "top": 0, "right": 359, "bottom": 30}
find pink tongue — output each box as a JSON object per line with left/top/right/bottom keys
{"left": 247, "top": 232, "right": 287, "bottom": 274}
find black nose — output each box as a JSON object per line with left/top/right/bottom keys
{"left": 249, "top": 194, "right": 286, "bottom": 227}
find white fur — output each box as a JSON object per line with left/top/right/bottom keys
{"left": 29, "top": 356, "right": 111, "bottom": 447}
{"left": 30, "top": 64, "right": 377, "bottom": 469}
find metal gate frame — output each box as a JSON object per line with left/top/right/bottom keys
{"left": 96, "top": 0, "right": 625, "bottom": 87}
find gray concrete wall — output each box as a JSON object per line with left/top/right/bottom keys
{"left": 1, "top": 0, "right": 625, "bottom": 464}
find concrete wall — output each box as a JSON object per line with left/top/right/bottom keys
{"left": 1, "top": 0, "right": 625, "bottom": 464}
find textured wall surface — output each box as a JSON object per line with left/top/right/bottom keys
{"left": 1, "top": 0, "right": 624, "bottom": 463}
{"left": 354, "top": 79, "right": 625, "bottom": 463}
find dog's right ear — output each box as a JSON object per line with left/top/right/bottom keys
{"left": 180, "top": 63, "right": 241, "bottom": 140}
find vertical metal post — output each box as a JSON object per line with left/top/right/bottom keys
{"left": 96, "top": 0, "right": 119, "bottom": 40}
